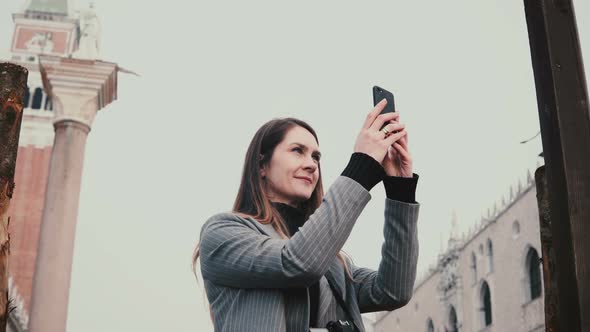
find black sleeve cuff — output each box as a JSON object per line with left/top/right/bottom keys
{"left": 340, "top": 152, "right": 386, "bottom": 191}
{"left": 383, "top": 173, "right": 419, "bottom": 203}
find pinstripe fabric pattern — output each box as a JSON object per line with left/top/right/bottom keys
{"left": 199, "top": 176, "right": 419, "bottom": 332}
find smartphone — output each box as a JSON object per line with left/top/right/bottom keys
{"left": 372, "top": 85, "right": 396, "bottom": 130}
{"left": 372, "top": 85, "right": 395, "bottom": 114}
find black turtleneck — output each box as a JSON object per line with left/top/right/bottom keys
{"left": 273, "top": 202, "right": 306, "bottom": 237}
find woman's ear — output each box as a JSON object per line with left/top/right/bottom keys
{"left": 259, "top": 154, "right": 266, "bottom": 179}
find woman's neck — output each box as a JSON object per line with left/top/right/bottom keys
{"left": 271, "top": 201, "right": 306, "bottom": 236}
{"left": 270, "top": 200, "right": 300, "bottom": 209}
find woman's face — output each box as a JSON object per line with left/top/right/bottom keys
{"left": 261, "top": 125, "right": 321, "bottom": 207}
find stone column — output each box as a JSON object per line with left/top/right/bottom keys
{"left": 28, "top": 56, "right": 117, "bottom": 332}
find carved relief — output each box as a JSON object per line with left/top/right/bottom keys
{"left": 25, "top": 32, "right": 54, "bottom": 53}
{"left": 437, "top": 247, "right": 460, "bottom": 300}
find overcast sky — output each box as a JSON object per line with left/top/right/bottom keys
{"left": 1, "top": 0, "right": 589, "bottom": 331}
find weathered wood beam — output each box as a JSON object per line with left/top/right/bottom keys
{"left": 0, "top": 63, "right": 28, "bottom": 332}
{"left": 535, "top": 166, "right": 560, "bottom": 332}
{"left": 524, "top": 0, "right": 590, "bottom": 331}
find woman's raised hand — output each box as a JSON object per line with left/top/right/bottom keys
{"left": 354, "top": 99, "right": 407, "bottom": 165}
{"left": 383, "top": 121, "right": 413, "bottom": 177}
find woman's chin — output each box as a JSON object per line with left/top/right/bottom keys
{"left": 290, "top": 191, "right": 313, "bottom": 202}
{"left": 299, "top": 192, "right": 314, "bottom": 201}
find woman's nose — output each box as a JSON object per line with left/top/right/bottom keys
{"left": 303, "top": 157, "right": 318, "bottom": 171}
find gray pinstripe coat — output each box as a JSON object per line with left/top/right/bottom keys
{"left": 199, "top": 176, "right": 419, "bottom": 332}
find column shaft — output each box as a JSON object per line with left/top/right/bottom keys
{"left": 28, "top": 120, "right": 90, "bottom": 332}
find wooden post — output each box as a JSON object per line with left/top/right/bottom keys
{"left": 535, "top": 166, "right": 560, "bottom": 332}
{"left": 0, "top": 63, "right": 28, "bottom": 331}
{"left": 524, "top": 0, "right": 590, "bottom": 331}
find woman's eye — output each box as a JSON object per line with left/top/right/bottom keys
{"left": 293, "top": 147, "right": 319, "bottom": 163}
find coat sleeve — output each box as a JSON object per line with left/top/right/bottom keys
{"left": 199, "top": 176, "right": 371, "bottom": 289}
{"left": 352, "top": 198, "right": 420, "bottom": 313}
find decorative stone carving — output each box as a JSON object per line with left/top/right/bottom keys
{"left": 437, "top": 247, "right": 460, "bottom": 300}
{"left": 25, "top": 32, "right": 54, "bottom": 53}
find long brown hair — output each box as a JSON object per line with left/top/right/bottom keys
{"left": 192, "top": 118, "right": 353, "bottom": 283}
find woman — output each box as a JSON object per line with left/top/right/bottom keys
{"left": 193, "top": 99, "right": 419, "bottom": 332}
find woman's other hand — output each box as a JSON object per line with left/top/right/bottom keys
{"left": 383, "top": 122, "right": 413, "bottom": 177}
{"left": 354, "top": 99, "right": 407, "bottom": 165}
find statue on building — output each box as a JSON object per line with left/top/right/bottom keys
{"left": 73, "top": 3, "right": 100, "bottom": 60}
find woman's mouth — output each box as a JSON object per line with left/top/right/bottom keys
{"left": 295, "top": 177, "right": 312, "bottom": 184}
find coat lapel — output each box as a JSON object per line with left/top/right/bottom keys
{"left": 257, "top": 222, "right": 279, "bottom": 238}
{"left": 246, "top": 217, "right": 280, "bottom": 238}
{"left": 324, "top": 260, "right": 346, "bottom": 300}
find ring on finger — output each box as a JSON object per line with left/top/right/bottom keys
{"left": 381, "top": 127, "right": 390, "bottom": 137}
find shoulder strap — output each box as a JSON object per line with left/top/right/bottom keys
{"left": 326, "top": 280, "right": 360, "bottom": 332}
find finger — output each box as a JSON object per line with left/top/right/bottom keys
{"left": 380, "top": 122, "right": 405, "bottom": 139}
{"left": 393, "top": 142, "right": 409, "bottom": 157}
{"left": 385, "top": 128, "right": 407, "bottom": 145}
{"left": 383, "top": 122, "right": 405, "bottom": 134}
{"left": 393, "top": 142, "right": 412, "bottom": 162}
{"left": 393, "top": 142, "right": 412, "bottom": 161}
{"left": 363, "top": 99, "right": 387, "bottom": 129}
{"left": 370, "top": 112, "right": 400, "bottom": 132}
{"left": 398, "top": 132, "right": 408, "bottom": 149}
{"left": 393, "top": 124, "right": 407, "bottom": 144}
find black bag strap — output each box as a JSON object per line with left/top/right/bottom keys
{"left": 326, "top": 281, "right": 360, "bottom": 332}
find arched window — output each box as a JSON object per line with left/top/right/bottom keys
{"left": 471, "top": 252, "right": 477, "bottom": 283}
{"left": 32, "top": 87, "right": 43, "bottom": 109}
{"left": 427, "top": 318, "right": 434, "bottom": 332}
{"left": 480, "top": 281, "right": 492, "bottom": 327}
{"left": 512, "top": 220, "right": 521, "bottom": 238}
{"left": 448, "top": 306, "right": 458, "bottom": 332}
{"left": 527, "top": 247, "right": 542, "bottom": 300}
{"left": 487, "top": 239, "right": 493, "bottom": 273}
{"left": 24, "top": 86, "right": 30, "bottom": 108}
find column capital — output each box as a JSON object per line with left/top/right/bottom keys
{"left": 50, "top": 93, "right": 97, "bottom": 129}
{"left": 38, "top": 55, "right": 118, "bottom": 129}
